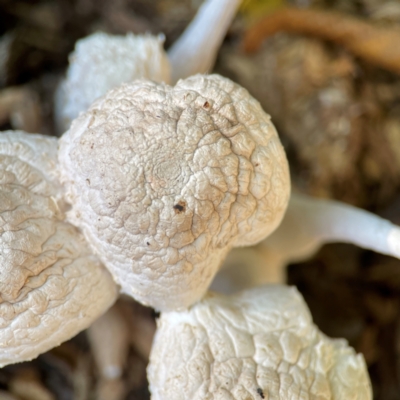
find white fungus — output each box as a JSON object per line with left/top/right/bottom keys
{"left": 148, "top": 285, "right": 372, "bottom": 400}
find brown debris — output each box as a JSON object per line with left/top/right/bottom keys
{"left": 0, "top": 34, "right": 14, "bottom": 88}
{"left": 357, "top": 325, "right": 379, "bottom": 365}
{"left": 0, "top": 86, "right": 42, "bottom": 132}
{"left": 9, "top": 368, "right": 55, "bottom": 400}
{"left": 364, "top": 292, "right": 399, "bottom": 324}
{"left": 96, "top": 378, "right": 126, "bottom": 400}
{"left": 72, "top": 355, "right": 92, "bottom": 400}
{"left": 243, "top": 6, "right": 400, "bottom": 75}
{"left": 0, "top": 391, "right": 18, "bottom": 400}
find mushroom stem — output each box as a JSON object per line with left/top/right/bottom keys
{"left": 212, "top": 246, "right": 287, "bottom": 293}
{"left": 216, "top": 192, "right": 400, "bottom": 293}
{"left": 267, "top": 192, "right": 400, "bottom": 261}
{"left": 168, "top": 0, "right": 242, "bottom": 84}
{"left": 87, "top": 303, "right": 130, "bottom": 380}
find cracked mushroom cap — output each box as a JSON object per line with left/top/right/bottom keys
{"left": 58, "top": 74, "right": 290, "bottom": 311}
{"left": 0, "top": 131, "right": 117, "bottom": 366}
{"left": 55, "top": 32, "right": 171, "bottom": 133}
{"left": 148, "top": 285, "right": 372, "bottom": 400}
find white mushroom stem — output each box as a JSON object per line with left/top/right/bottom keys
{"left": 216, "top": 192, "right": 400, "bottom": 291}
{"left": 213, "top": 246, "right": 287, "bottom": 291}
{"left": 168, "top": 0, "right": 242, "bottom": 83}
{"left": 87, "top": 303, "right": 130, "bottom": 380}
{"left": 264, "top": 192, "right": 400, "bottom": 261}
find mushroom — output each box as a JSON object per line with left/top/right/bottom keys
{"left": 55, "top": 0, "right": 243, "bottom": 133}
{"left": 58, "top": 74, "right": 291, "bottom": 311}
{"left": 87, "top": 303, "right": 130, "bottom": 381}
{"left": 0, "top": 130, "right": 117, "bottom": 366}
{"left": 55, "top": 33, "right": 171, "bottom": 133}
{"left": 216, "top": 191, "right": 400, "bottom": 290}
{"left": 148, "top": 285, "right": 372, "bottom": 399}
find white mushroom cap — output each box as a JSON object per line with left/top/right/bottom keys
{"left": 55, "top": 0, "right": 243, "bottom": 133}
{"left": 148, "top": 285, "right": 372, "bottom": 400}
{"left": 58, "top": 74, "right": 290, "bottom": 311}
{"left": 0, "top": 131, "right": 117, "bottom": 366}
{"left": 55, "top": 32, "right": 171, "bottom": 133}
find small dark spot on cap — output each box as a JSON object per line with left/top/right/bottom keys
{"left": 173, "top": 200, "right": 186, "bottom": 214}
{"left": 146, "top": 242, "right": 150, "bottom": 246}
{"left": 86, "top": 178, "right": 90, "bottom": 185}
{"left": 203, "top": 101, "right": 210, "bottom": 109}
{"left": 90, "top": 143, "right": 94, "bottom": 149}
{"left": 257, "top": 388, "right": 265, "bottom": 399}
{"left": 174, "top": 204, "right": 184, "bottom": 212}
{"left": 255, "top": 163, "right": 259, "bottom": 167}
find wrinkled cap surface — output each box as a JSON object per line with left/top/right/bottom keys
{"left": 58, "top": 74, "right": 290, "bottom": 311}
{"left": 55, "top": 32, "right": 171, "bottom": 133}
{"left": 0, "top": 131, "right": 117, "bottom": 366}
{"left": 148, "top": 285, "right": 372, "bottom": 400}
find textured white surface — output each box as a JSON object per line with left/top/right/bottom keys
{"left": 148, "top": 285, "right": 372, "bottom": 400}
{"left": 0, "top": 131, "right": 117, "bottom": 366}
{"left": 55, "top": 32, "right": 171, "bottom": 133}
{"left": 58, "top": 74, "right": 290, "bottom": 311}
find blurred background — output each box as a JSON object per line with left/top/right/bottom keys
{"left": 1, "top": 0, "right": 400, "bottom": 398}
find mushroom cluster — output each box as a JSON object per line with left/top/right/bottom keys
{"left": 2, "top": 0, "right": 398, "bottom": 397}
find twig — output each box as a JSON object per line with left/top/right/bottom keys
{"left": 243, "top": 7, "right": 400, "bottom": 74}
